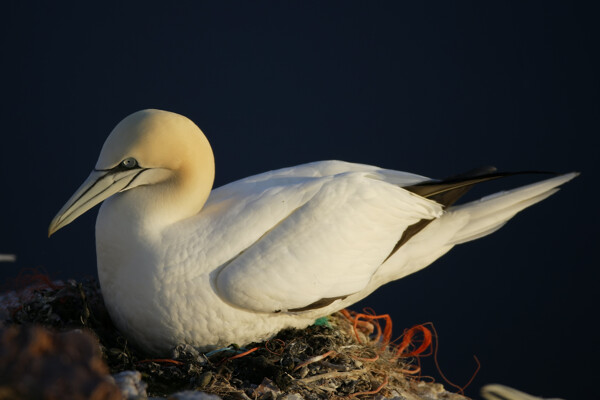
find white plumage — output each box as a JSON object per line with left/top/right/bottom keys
{"left": 49, "top": 109, "right": 577, "bottom": 354}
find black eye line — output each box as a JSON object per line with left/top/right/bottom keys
{"left": 95, "top": 158, "right": 141, "bottom": 173}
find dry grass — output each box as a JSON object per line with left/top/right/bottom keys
{"left": 3, "top": 278, "right": 469, "bottom": 399}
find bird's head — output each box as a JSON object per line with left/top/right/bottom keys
{"left": 48, "top": 109, "right": 215, "bottom": 236}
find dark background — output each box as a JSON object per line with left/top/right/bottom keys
{"left": 1, "top": 2, "right": 598, "bottom": 398}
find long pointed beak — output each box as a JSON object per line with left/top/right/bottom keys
{"left": 48, "top": 168, "right": 142, "bottom": 237}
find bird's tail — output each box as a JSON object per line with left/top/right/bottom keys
{"left": 445, "top": 172, "right": 578, "bottom": 245}
{"left": 369, "top": 170, "right": 577, "bottom": 287}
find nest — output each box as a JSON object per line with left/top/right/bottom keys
{"left": 1, "top": 278, "right": 468, "bottom": 399}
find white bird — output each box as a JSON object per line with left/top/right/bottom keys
{"left": 0, "top": 254, "right": 16, "bottom": 262}
{"left": 481, "top": 384, "right": 565, "bottom": 400}
{"left": 49, "top": 109, "right": 577, "bottom": 355}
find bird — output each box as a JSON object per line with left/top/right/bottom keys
{"left": 481, "top": 384, "right": 565, "bottom": 400}
{"left": 48, "top": 109, "right": 577, "bottom": 355}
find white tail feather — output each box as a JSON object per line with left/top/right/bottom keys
{"left": 446, "top": 172, "right": 577, "bottom": 245}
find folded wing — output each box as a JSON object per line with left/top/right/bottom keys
{"left": 214, "top": 170, "right": 441, "bottom": 313}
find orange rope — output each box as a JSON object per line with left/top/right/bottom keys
{"left": 353, "top": 353, "right": 379, "bottom": 362}
{"left": 460, "top": 355, "right": 481, "bottom": 393}
{"left": 398, "top": 365, "right": 421, "bottom": 375}
{"left": 293, "top": 350, "right": 336, "bottom": 371}
{"left": 349, "top": 375, "right": 389, "bottom": 398}
{"left": 225, "top": 346, "right": 259, "bottom": 361}
{"left": 340, "top": 309, "right": 482, "bottom": 395}
{"left": 265, "top": 338, "right": 286, "bottom": 356}
{"left": 350, "top": 312, "right": 393, "bottom": 345}
{"left": 10, "top": 267, "right": 63, "bottom": 291}
{"left": 393, "top": 323, "right": 433, "bottom": 359}
{"left": 427, "top": 321, "right": 481, "bottom": 394}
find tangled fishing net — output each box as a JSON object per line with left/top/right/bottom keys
{"left": 1, "top": 273, "right": 471, "bottom": 399}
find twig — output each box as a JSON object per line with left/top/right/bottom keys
{"left": 297, "top": 369, "right": 367, "bottom": 384}
{"left": 349, "top": 375, "right": 389, "bottom": 398}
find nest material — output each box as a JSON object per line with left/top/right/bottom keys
{"left": 2, "top": 278, "right": 469, "bottom": 399}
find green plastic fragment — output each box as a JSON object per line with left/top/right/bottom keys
{"left": 313, "top": 317, "right": 330, "bottom": 327}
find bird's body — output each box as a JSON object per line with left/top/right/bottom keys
{"left": 49, "top": 110, "right": 577, "bottom": 355}
{"left": 95, "top": 160, "right": 440, "bottom": 353}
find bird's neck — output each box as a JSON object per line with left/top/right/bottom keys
{"left": 108, "top": 179, "right": 212, "bottom": 238}
{"left": 95, "top": 133, "right": 215, "bottom": 293}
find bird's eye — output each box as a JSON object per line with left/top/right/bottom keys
{"left": 120, "top": 157, "right": 138, "bottom": 169}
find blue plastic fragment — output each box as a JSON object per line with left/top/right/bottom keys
{"left": 205, "top": 346, "right": 247, "bottom": 357}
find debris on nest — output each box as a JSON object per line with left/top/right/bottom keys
{"left": 1, "top": 277, "right": 470, "bottom": 399}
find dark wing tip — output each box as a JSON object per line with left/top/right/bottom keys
{"left": 441, "top": 165, "right": 498, "bottom": 181}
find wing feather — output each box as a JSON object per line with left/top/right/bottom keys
{"left": 214, "top": 171, "right": 441, "bottom": 313}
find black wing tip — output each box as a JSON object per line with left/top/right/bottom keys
{"left": 442, "top": 168, "right": 560, "bottom": 184}
{"left": 403, "top": 168, "right": 564, "bottom": 205}
{"left": 441, "top": 165, "right": 498, "bottom": 181}
{"left": 424, "top": 168, "right": 560, "bottom": 186}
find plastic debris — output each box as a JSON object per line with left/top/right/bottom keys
{"left": 2, "top": 277, "right": 469, "bottom": 399}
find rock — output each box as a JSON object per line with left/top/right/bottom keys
{"left": 167, "top": 391, "right": 222, "bottom": 400}
{"left": 112, "top": 370, "right": 148, "bottom": 399}
{"left": 0, "top": 324, "right": 122, "bottom": 399}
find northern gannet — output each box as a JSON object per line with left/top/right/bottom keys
{"left": 48, "top": 109, "right": 577, "bottom": 355}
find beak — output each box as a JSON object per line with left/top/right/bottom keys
{"left": 48, "top": 168, "right": 143, "bottom": 237}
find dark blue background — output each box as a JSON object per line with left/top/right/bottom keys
{"left": 1, "top": 2, "right": 598, "bottom": 398}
